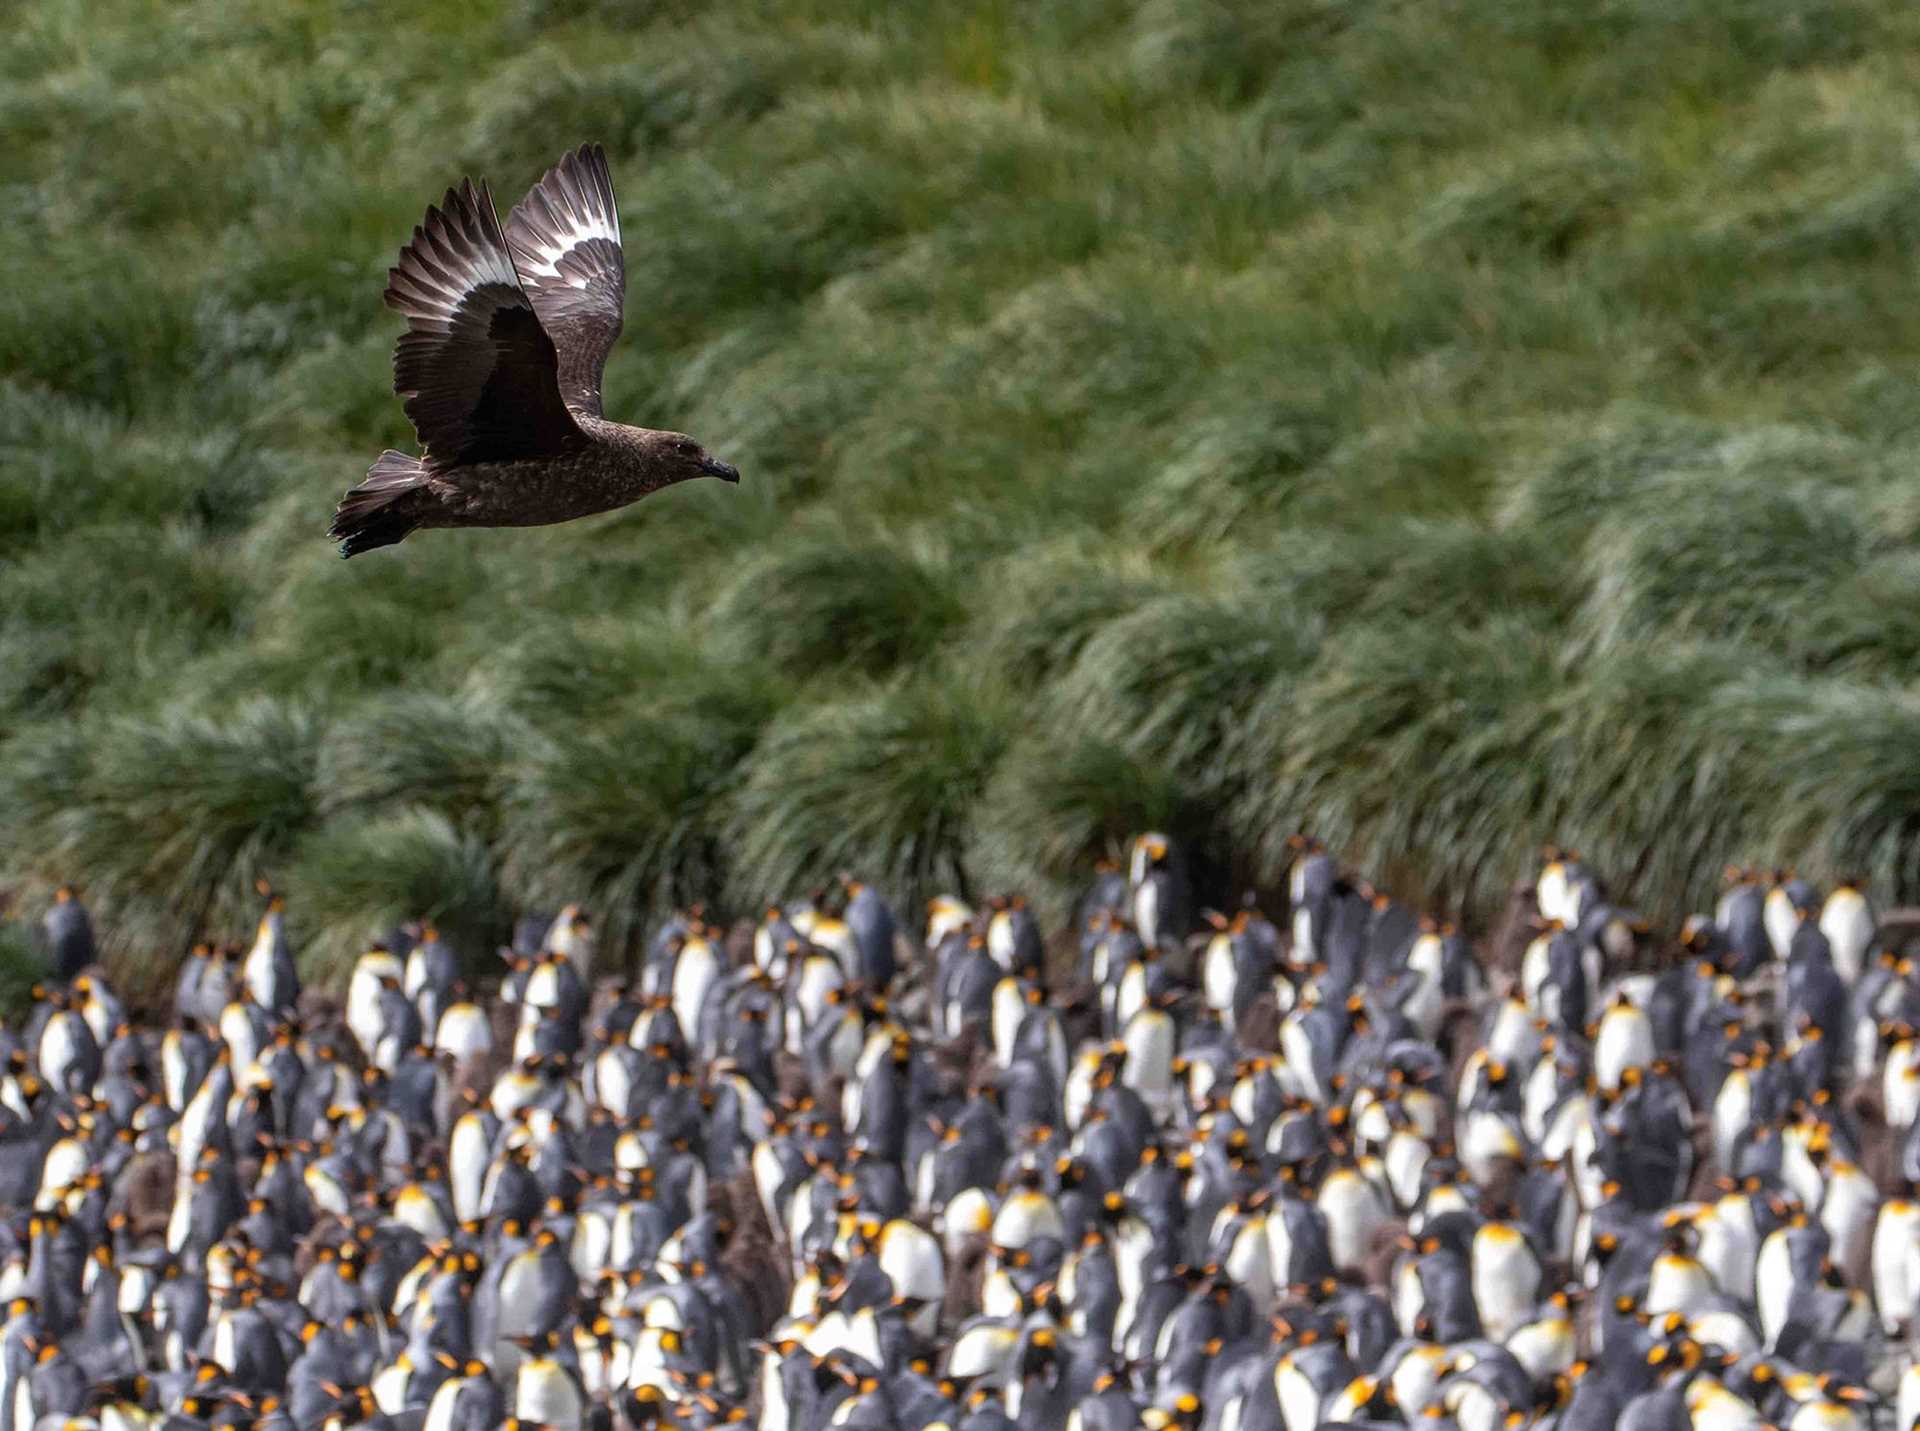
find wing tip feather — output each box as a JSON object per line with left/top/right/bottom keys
{"left": 384, "top": 173, "right": 525, "bottom": 322}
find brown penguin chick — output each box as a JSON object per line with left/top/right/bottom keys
{"left": 722, "top": 920, "right": 757, "bottom": 970}
{"left": 918, "top": 1038, "right": 974, "bottom": 1106}
{"left": 1233, "top": 990, "right": 1283, "bottom": 1056}
{"left": 1684, "top": 1115, "right": 1723, "bottom": 1202}
{"left": 1488, "top": 881, "right": 1541, "bottom": 981}
{"left": 774, "top": 1052, "right": 813, "bottom": 1108}
{"left": 1053, "top": 983, "right": 1105, "bottom": 1053}
{"left": 330, "top": 143, "right": 739, "bottom": 557}
{"left": 294, "top": 987, "right": 346, "bottom": 1032}
{"left": 585, "top": 978, "right": 634, "bottom": 1040}
{"left": 1440, "top": 999, "right": 1488, "bottom": 1095}
{"left": 1848, "top": 1080, "right": 1898, "bottom": 1193}
{"left": 1360, "top": 1217, "right": 1412, "bottom": 1292}
{"left": 488, "top": 988, "right": 523, "bottom": 1062}
{"left": 292, "top": 1217, "right": 355, "bottom": 1282}
{"left": 449, "top": 1057, "right": 495, "bottom": 1114}
{"left": 925, "top": 1023, "right": 984, "bottom": 1091}
{"left": 107, "top": 1145, "right": 177, "bottom": 1243}
{"left": 943, "top": 1234, "right": 991, "bottom": 1329}
{"left": 709, "top": 1168, "right": 791, "bottom": 1335}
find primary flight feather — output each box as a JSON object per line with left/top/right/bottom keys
{"left": 329, "top": 143, "right": 739, "bottom": 558}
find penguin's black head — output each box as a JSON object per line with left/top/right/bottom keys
{"left": 1019, "top": 1325, "right": 1060, "bottom": 1377}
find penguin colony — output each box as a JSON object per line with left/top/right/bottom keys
{"left": 6, "top": 841, "right": 1920, "bottom": 1431}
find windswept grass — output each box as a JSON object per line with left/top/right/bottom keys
{"left": 1053, "top": 592, "right": 1315, "bottom": 795}
{"left": 500, "top": 705, "right": 750, "bottom": 953}
{"left": 316, "top": 689, "right": 531, "bottom": 833}
{"left": 1238, "top": 618, "right": 1564, "bottom": 914}
{"left": 9, "top": 0, "right": 1920, "bottom": 978}
{"left": 1127, "top": 385, "right": 1343, "bottom": 549}
{"left": 707, "top": 531, "right": 965, "bottom": 678}
{"left": 287, "top": 809, "right": 506, "bottom": 983}
{"left": 1542, "top": 644, "right": 1766, "bottom": 917}
{"left": 0, "top": 921, "right": 42, "bottom": 1024}
{"left": 5, "top": 700, "right": 323, "bottom": 974}
{"left": 1577, "top": 479, "right": 1872, "bottom": 658}
{"left": 967, "top": 535, "right": 1165, "bottom": 688}
{"left": 970, "top": 731, "right": 1199, "bottom": 918}
{"left": 1796, "top": 553, "right": 1920, "bottom": 677}
{"left": 1745, "top": 681, "right": 1920, "bottom": 896}
{"left": 727, "top": 674, "right": 1014, "bottom": 909}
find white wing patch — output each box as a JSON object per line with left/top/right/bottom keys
{"left": 384, "top": 180, "right": 529, "bottom": 334}
{"left": 503, "top": 145, "right": 628, "bottom": 415}
{"left": 518, "top": 206, "right": 620, "bottom": 279}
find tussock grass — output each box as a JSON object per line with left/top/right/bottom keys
{"left": 1127, "top": 385, "right": 1343, "bottom": 548}
{"left": 498, "top": 648, "right": 777, "bottom": 953}
{"left": 13, "top": 700, "right": 323, "bottom": 964}
{"left": 0, "top": 921, "right": 42, "bottom": 1023}
{"left": 317, "top": 690, "right": 531, "bottom": 833}
{"left": 11, "top": 0, "right": 1920, "bottom": 975}
{"left": 727, "top": 675, "right": 1013, "bottom": 911}
{"left": 488, "top": 616, "right": 713, "bottom": 717}
{"left": 0, "top": 524, "right": 243, "bottom": 721}
{"left": 1543, "top": 645, "right": 1765, "bottom": 917}
{"left": 1577, "top": 479, "right": 1871, "bottom": 657}
{"left": 1228, "top": 520, "right": 1575, "bottom": 635}
{"left": 1720, "top": 679, "right": 1920, "bottom": 897}
{"left": 249, "top": 540, "right": 503, "bottom": 694}
{"left": 707, "top": 531, "right": 965, "bottom": 679}
{"left": 1495, "top": 410, "right": 1727, "bottom": 540}
{"left": 288, "top": 809, "right": 505, "bottom": 983}
{"left": 1237, "top": 618, "right": 1564, "bottom": 913}
{"left": 970, "top": 731, "right": 1198, "bottom": 922}
{"left": 967, "top": 536, "right": 1165, "bottom": 688}
{"left": 500, "top": 712, "right": 742, "bottom": 956}
{"left": 1053, "top": 593, "right": 1316, "bottom": 795}
{"left": 1795, "top": 554, "right": 1920, "bottom": 677}
{"left": 1416, "top": 136, "right": 1639, "bottom": 263}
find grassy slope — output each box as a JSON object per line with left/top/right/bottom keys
{"left": 6, "top": 0, "right": 1920, "bottom": 977}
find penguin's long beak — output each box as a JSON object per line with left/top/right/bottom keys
{"left": 702, "top": 456, "right": 741, "bottom": 483}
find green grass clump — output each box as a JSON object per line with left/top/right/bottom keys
{"left": 316, "top": 689, "right": 530, "bottom": 833}
{"left": 1723, "top": 678, "right": 1920, "bottom": 897}
{"left": 4, "top": 700, "right": 323, "bottom": 974}
{"left": 9, "top": 0, "right": 1920, "bottom": 973}
{"left": 1416, "top": 135, "right": 1638, "bottom": 263}
{"left": 495, "top": 642, "right": 779, "bottom": 950}
{"left": 967, "top": 536, "right": 1164, "bottom": 688}
{"left": 970, "top": 730, "right": 1198, "bottom": 920}
{"left": 1794, "top": 553, "right": 1920, "bottom": 677}
{"left": 727, "top": 674, "right": 1013, "bottom": 910}
{"left": 500, "top": 708, "right": 747, "bottom": 953}
{"left": 1053, "top": 592, "right": 1315, "bottom": 795}
{"left": 0, "top": 921, "right": 43, "bottom": 1024}
{"left": 1237, "top": 618, "right": 1564, "bottom": 913}
{"left": 1127, "top": 386, "right": 1343, "bottom": 548}
{"left": 0, "top": 523, "right": 244, "bottom": 722}
{"left": 707, "top": 531, "right": 964, "bottom": 678}
{"left": 287, "top": 808, "right": 505, "bottom": 983}
{"left": 1542, "top": 644, "right": 1766, "bottom": 917}
{"left": 1578, "top": 479, "right": 1871, "bottom": 658}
